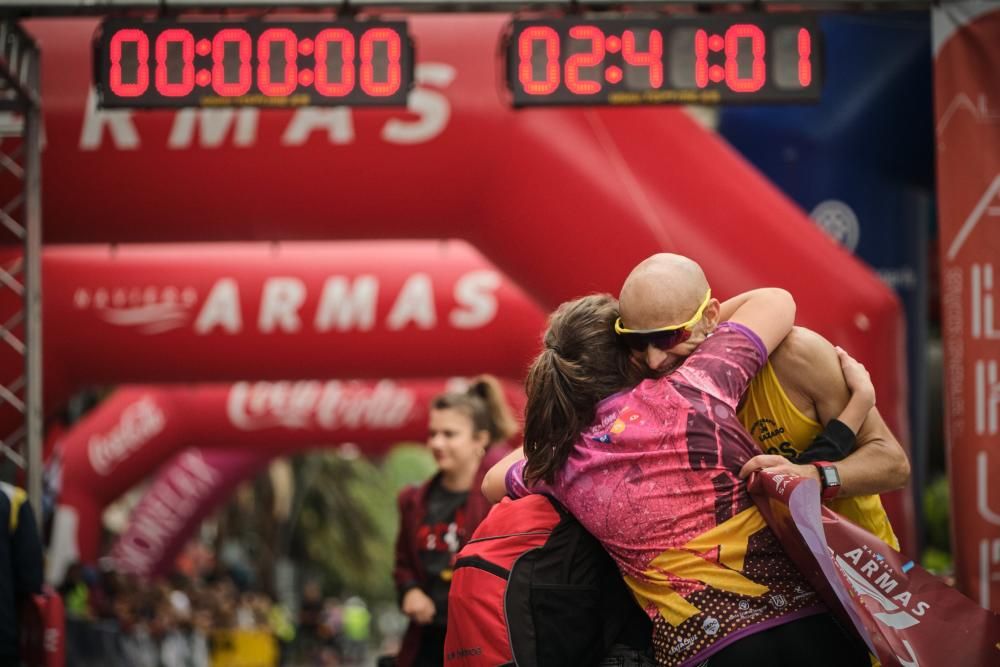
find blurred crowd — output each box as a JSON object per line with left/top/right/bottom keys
{"left": 58, "top": 561, "right": 373, "bottom": 667}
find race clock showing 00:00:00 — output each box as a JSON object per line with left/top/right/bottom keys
{"left": 94, "top": 20, "right": 414, "bottom": 108}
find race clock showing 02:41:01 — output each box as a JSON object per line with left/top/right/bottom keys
{"left": 506, "top": 14, "right": 823, "bottom": 107}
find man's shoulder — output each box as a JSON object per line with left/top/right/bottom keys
{"left": 770, "top": 327, "right": 840, "bottom": 399}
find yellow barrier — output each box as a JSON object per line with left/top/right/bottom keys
{"left": 210, "top": 629, "right": 278, "bottom": 667}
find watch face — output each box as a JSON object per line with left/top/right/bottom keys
{"left": 821, "top": 465, "right": 840, "bottom": 487}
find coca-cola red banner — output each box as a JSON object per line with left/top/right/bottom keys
{"left": 750, "top": 471, "right": 1000, "bottom": 666}
{"left": 54, "top": 378, "right": 524, "bottom": 564}
{"left": 13, "top": 16, "right": 913, "bottom": 549}
{"left": 933, "top": 0, "right": 1000, "bottom": 610}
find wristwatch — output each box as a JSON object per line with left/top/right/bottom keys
{"left": 812, "top": 461, "right": 841, "bottom": 500}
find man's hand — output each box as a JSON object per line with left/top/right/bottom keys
{"left": 401, "top": 588, "right": 436, "bottom": 625}
{"left": 739, "top": 454, "right": 821, "bottom": 483}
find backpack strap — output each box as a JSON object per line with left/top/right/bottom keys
{"left": 453, "top": 555, "right": 511, "bottom": 581}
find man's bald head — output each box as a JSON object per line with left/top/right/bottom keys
{"left": 619, "top": 253, "right": 710, "bottom": 330}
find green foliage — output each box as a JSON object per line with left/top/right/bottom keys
{"left": 292, "top": 444, "right": 436, "bottom": 606}
{"left": 921, "top": 548, "right": 953, "bottom": 576}
{"left": 921, "top": 475, "right": 953, "bottom": 575}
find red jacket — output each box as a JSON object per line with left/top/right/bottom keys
{"left": 392, "top": 447, "right": 508, "bottom": 667}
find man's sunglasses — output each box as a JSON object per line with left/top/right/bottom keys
{"left": 614, "top": 290, "right": 712, "bottom": 352}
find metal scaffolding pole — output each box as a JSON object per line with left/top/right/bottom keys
{"left": 0, "top": 21, "right": 42, "bottom": 527}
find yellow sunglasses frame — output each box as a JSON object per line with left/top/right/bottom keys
{"left": 614, "top": 289, "right": 713, "bottom": 335}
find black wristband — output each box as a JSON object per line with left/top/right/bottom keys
{"left": 793, "top": 418, "right": 857, "bottom": 464}
{"left": 824, "top": 419, "right": 857, "bottom": 453}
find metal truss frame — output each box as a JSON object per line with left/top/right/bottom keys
{"left": 0, "top": 20, "right": 41, "bottom": 526}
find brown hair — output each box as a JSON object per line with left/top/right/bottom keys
{"left": 431, "top": 375, "right": 519, "bottom": 446}
{"left": 523, "top": 294, "right": 643, "bottom": 484}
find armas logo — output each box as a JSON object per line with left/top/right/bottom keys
{"left": 834, "top": 545, "right": 930, "bottom": 630}
{"left": 73, "top": 270, "right": 502, "bottom": 336}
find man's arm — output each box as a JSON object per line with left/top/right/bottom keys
{"left": 740, "top": 327, "right": 910, "bottom": 496}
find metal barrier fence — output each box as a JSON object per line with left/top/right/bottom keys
{"left": 64, "top": 618, "right": 279, "bottom": 667}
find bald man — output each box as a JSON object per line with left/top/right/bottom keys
{"left": 617, "top": 253, "right": 909, "bottom": 547}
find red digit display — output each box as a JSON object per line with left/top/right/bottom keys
{"left": 694, "top": 29, "right": 709, "bottom": 89}
{"left": 257, "top": 28, "right": 298, "bottom": 97}
{"left": 98, "top": 21, "right": 413, "bottom": 108}
{"left": 212, "top": 29, "right": 252, "bottom": 97}
{"left": 565, "top": 26, "right": 605, "bottom": 95}
{"left": 518, "top": 26, "right": 560, "bottom": 95}
{"left": 622, "top": 29, "right": 664, "bottom": 89}
{"left": 109, "top": 29, "right": 150, "bottom": 97}
{"left": 360, "top": 28, "right": 402, "bottom": 96}
{"left": 724, "top": 24, "right": 766, "bottom": 93}
{"left": 155, "top": 29, "right": 195, "bottom": 97}
{"left": 798, "top": 28, "right": 812, "bottom": 87}
{"left": 315, "top": 28, "right": 355, "bottom": 97}
{"left": 506, "top": 16, "right": 821, "bottom": 107}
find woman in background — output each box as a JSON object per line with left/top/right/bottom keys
{"left": 392, "top": 376, "right": 518, "bottom": 667}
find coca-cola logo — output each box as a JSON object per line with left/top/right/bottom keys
{"left": 75, "top": 286, "right": 199, "bottom": 335}
{"left": 88, "top": 396, "right": 166, "bottom": 476}
{"left": 227, "top": 380, "right": 416, "bottom": 431}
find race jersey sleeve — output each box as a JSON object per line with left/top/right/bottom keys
{"left": 674, "top": 322, "right": 768, "bottom": 409}
{"left": 504, "top": 458, "right": 552, "bottom": 499}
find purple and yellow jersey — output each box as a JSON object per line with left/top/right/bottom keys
{"left": 508, "top": 324, "right": 824, "bottom": 667}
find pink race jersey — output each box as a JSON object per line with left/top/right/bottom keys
{"left": 507, "top": 323, "right": 824, "bottom": 666}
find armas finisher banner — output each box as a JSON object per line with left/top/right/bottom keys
{"left": 749, "top": 470, "right": 1000, "bottom": 666}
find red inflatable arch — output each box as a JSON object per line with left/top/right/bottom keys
{"left": 0, "top": 240, "right": 545, "bottom": 433}
{"left": 54, "top": 378, "right": 525, "bottom": 568}
{"left": 17, "top": 16, "right": 914, "bottom": 548}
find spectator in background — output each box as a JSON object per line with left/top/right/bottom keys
{"left": 341, "top": 596, "right": 371, "bottom": 665}
{"left": 0, "top": 483, "right": 43, "bottom": 663}
{"left": 393, "top": 376, "right": 518, "bottom": 667}
{"left": 298, "top": 580, "right": 325, "bottom": 660}
{"left": 58, "top": 562, "right": 91, "bottom": 620}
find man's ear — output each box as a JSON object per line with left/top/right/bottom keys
{"left": 703, "top": 298, "right": 722, "bottom": 331}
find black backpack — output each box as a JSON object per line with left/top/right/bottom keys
{"left": 444, "top": 494, "right": 651, "bottom": 667}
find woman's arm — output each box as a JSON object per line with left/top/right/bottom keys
{"left": 482, "top": 447, "right": 525, "bottom": 503}
{"left": 721, "top": 288, "right": 796, "bottom": 356}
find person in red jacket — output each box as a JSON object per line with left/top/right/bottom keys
{"left": 392, "top": 376, "right": 517, "bottom": 667}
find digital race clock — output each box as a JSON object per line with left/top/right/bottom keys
{"left": 94, "top": 20, "right": 414, "bottom": 108}
{"left": 506, "top": 15, "right": 823, "bottom": 107}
